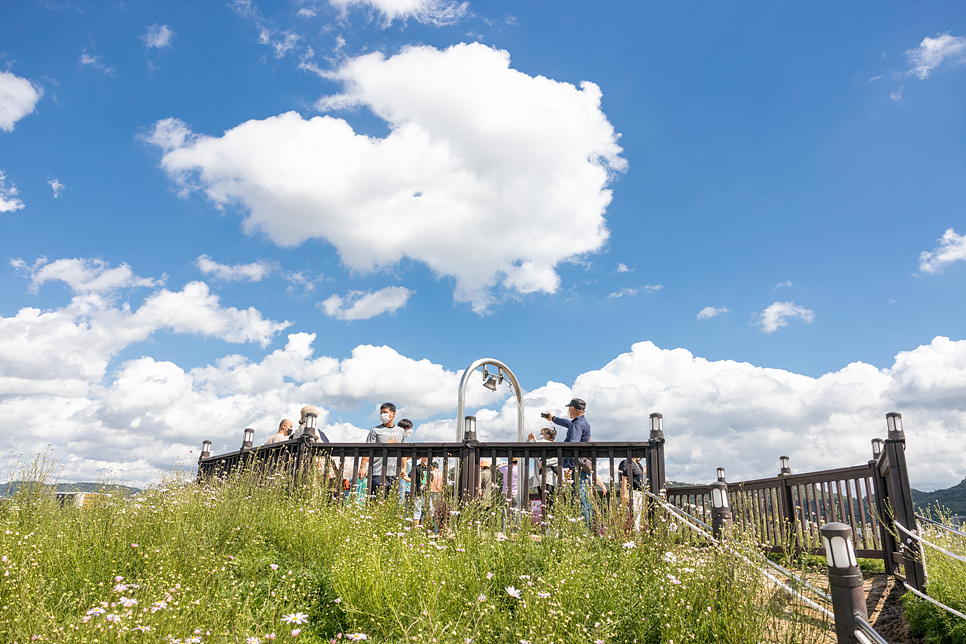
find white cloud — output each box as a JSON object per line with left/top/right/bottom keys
{"left": 11, "top": 257, "right": 160, "bottom": 294}
{"left": 0, "top": 171, "right": 24, "bottom": 212}
{"left": 321, "top": 286, "right": 412, "bottom": 320}
{"left": 2, "top": 279, "right": 963, "bottom": 489}
{"left": 329, "top": 0, "right": 469, "bottom": 27}
{"left": 141, "top": 24, "right": 175, "bottom": 49}
{"left": 607, "top": 284, "right": 660, "bottom": 298}
{"left": 891, "top": 86, "right": 903, "bottom": 101}
{"left": 195, "top": 254, "right": 274, "bottom": 281}
{"left": 918, "top": 228, "right": 966, "bottom": 274}
{"left": 48, "top": 178, "right": 65, "bottom": 197}
{"left": 755, "top": 301, "right": 815, "bottom": 334}
{"left": 148, "top": 43, "right": 626, "bottom": 312}
{"left": 0, "top": 71, "right": 43, "bottom": 133}
{"left": 616, "top": 263, "right": 632, "bottom": 273}
{"left": 79, "top": 50, "right": 115, "bottom": 75}
{"left": 259, "top": 29, "right": 302, "bottom": 58}
{"left": 906, "top": 33, "right": 966, "bottom": 79}
{"left": 774, "top": 280, "right": 792, "bottom": 289}
{"left": 696, "top": 306, "right": 728, "bottom": 320}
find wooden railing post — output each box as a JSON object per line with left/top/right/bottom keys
{"left": 778, "top": 456, "right": 801, "bottom": 554}
{"left": 821, "top": 522, "right": 868, "bottom": 644}
{"left": 881, "top": 412, "right": 925, "bottom": 591}
{"left": 869, "top": 438, "right": 896, "bottom": 575}
{"left": 459, "top": 416, "right": 480, "bottom": 502}
{"left": 646, "top": 412, "right": 666, "bottom": 520}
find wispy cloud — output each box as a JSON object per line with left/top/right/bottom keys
{"left": 329, "top": 0, "right": 469, "bottom": 28}
{"left": 0, "top": 171, "right": 24, "bottom": 212}
{"left": 906, "top": 33, "right": 966, "bottom": 79}
{"left": 755, "top": 301, "right": 815, "bottom": 334}
{"left": 11, "top": 256, "right": 161, "bottom": 294}
{"left": 918, "top": 228, "right": 966, "bottom": 274}
{"left": 320, "top": 286, "right": 413, "bottom": 321}
{"left": 696, "top": 306, "right": 728, "bottom": 320}
{"left": 79, "top": 50, "right": 115, "bottom": 75}
{"left": 616, "top": 263, "right": 633, "bottom": 273}
{"left": 607, "top": 284, "right": 661, "bottom": 298}
{"left": 48, "top": 178, "right": 65, "bottom": 197}
{"left": 891, "top": 86, "right": 903, "bottom": 101}
{"left": 195, "top": 255, "right": 275, "bottom": 282}
{"left": 282, "top": 270, "right": 324, "bottom": 295}
{"left": 774, "top": 280, "right": 792, "bottom": 289}
{"left": 141, "top": 24, "right": 175, "bottom": 49}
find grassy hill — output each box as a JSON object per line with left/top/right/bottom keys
{"left": 912, "top": 477, "right": 966, "bottom": 516}
{"left": 0, "top": 480, "right": 141, "bottom": 499}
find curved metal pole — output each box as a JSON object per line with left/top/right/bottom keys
{"left": 456, "top": 358, "right": 525, "bottom": 442}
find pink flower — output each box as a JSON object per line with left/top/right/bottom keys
{"left": 270, "top": 564, "right": 279, "bottom": 571}
{"left": 266, "top": 634, "right": 276, "bottom": 640}
{"left": 291, "top": 630, "right": 301, "bottom": 638}
{"left": 115, "top": 575, "right": 123, "bottom": 582}
{"left": 131, "top": 543, "right": 138, "bottom": 548}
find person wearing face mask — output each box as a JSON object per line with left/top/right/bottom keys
{"left": 358, "top": 402, "right": 406, "bottom": 494}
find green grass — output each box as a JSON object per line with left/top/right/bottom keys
{"left": 1, "top": 456, "right": 828, "bottom": 644}
{"left": 901, "top": 510, "right": 966, "bottom": 644}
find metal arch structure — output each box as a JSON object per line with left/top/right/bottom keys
{"left": 456, "top": 358, "right": 525, "bottom": 442}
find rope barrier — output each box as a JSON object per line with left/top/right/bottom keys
{"left": 854, "top": 612, "right": 891, "bottom": 644}
{"left": 645, "top": 490, "right": 835, "bottom": 620}
{"left": 658, "top": 492, "right": 833, "bottom": 604}
{"left": 902, "top": 582, "right": 966, "bottom": 621}
{"left": 895, "top": 521, "right": 966, "bottom": 565}
{"left": 915, "top": 513, "right": 966, "bottom": 539}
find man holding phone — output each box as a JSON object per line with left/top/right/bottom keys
{"left": 542, "top": 398, "right": 592, "bottom": 526}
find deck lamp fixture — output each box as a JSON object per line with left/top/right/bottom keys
{"left": 716, "top": 467, "right": 726, "bottom": 482}
{"left": 242, "top": 428, "right": 254, "bottom": 449}
{"left": 886, "top": 412, "right": 903, "bottom": 438}
{"left": 463, "top": 415, "right": 478, "bottom": 442}
{"left": 201, "top": 440, "right": 211, "bottom": 458}
{"left": 779, "top": 455, "right": 791, "bottom": 475}
{"left": 710, "top": 480, "right": 730, "bottom": 509}
{"left": 871, "top": 438, "right": 883, "bottom": 459}
{"left": 304, "top": 410, "right": 318, "bottom": 430}
{"left": 820, "top": 523, "right": 858, "bottom": 569}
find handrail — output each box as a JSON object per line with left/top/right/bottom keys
{"left": 895, "top": 521, "right": 966, "bottom": 564}
{"left": 916, "top": 513, "right": 966, "bottom": 539}
{"left": 853, "top": 613, "right": 890, "bottom": 644}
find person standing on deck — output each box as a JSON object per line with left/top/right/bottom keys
{"left": 542, "top": 398, "right": 592, "bottom": 526}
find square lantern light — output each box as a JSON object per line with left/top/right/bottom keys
{"left": 242, "top": 428, "right": 254, "bottom": 448}
{"left": 650, "top": 412, "right": 662, "bottom": 433}
{"left": 201, "top": 440, "right": 212, "bottom": 458}
{"left": 780, "top": 455, "right": 791, "bottom": 474}
{"left": 871, "top": 438, "right": 883, "bottom": 459}
{"left": 716, "top": 467, "right": 726, "bottom": 482}
{"left": 710, "top": 480, "right": 729, "bottom": 509}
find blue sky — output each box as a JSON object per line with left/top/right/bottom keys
{"left": 1, "top": 0, "right": 964, "bottom": 490}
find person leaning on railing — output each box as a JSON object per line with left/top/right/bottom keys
{"left": 263, "top": 419, "right": 293, "bottom": 445}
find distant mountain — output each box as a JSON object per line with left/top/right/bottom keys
{"left": 0, "top": 481, "right": 142, "bottom": 499}
{"left": 912, "top": 477, "right": 966, "bottom": 516}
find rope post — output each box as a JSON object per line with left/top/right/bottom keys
{"left": 710, "top": 469, "right": 732, "bottom": 540}
{"left": 646, "top": 413, "right": 666, "bottom": 521}
{"left": 882, "top": 412, "right": 926, "bottom": 591}
{"left": 820, "top": 522, "right": 868, "bottom": 644}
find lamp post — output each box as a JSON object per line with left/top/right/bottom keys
{"left": 242, "top": 428, "right": 254, "bottom": 449}
{"left": 710, "top": 471, "right": 732, "bottom": 540}
{"left": 820, "top": 522, "right": 868, "bottom": 644}
{"left": 201, "top": 440, "right": 211, "bottom": 459}
{"left": 463, "top": 415, "right": 478, "bottom": 442}
{"left": 455, "top": 358, "right": 525, "bottom": 442}
{"left": 871, "top": 438, "right": 883, "bottom": 461}
{"left": 645, "top": 412, "right": 666, "bottom": 515}
{"left": 779, "top": 455, "right": 791, "bottom": 475}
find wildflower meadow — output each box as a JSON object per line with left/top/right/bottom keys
{"left": 1, "top": 456, "right": 830, "bottom": 644}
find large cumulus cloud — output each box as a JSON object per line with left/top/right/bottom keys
{"left": 147, "top": 43, "right": 626, "bottom": 312}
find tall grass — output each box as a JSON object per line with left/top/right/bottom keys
{"left": 901, "top": 508, "right": 966, "bottom": 644}
{"left": 1, "top": 457, "right": 828, "bottom": 644}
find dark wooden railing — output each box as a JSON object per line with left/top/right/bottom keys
{"left": 665, "top": 413, "right": 925, "bottom": 592}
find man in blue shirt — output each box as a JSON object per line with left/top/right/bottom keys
{"left": 542, "top": 398, "right": 592, "bottom": 527}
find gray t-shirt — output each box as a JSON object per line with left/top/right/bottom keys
{"left": 366, "top": 424, "right": 406, "bottom": 477}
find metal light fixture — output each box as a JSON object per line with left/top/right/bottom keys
{"left": 201, "top": 440, "right": 212, "bottom": 458}
{"left": 871, "top": 438, "right": 883, "bottom": 459}
{"left": 649, "top": 412, "right": 664, "bottom": 442}
{"left": 242, "top": 428, "right": 254, "bottom": 449}
{"left": 463, "top": 415, "right": 478, "bottom": 442}
{"left": 779, "top": 455, "right": 791, "bottom": 475}
{"left": 710, "top": 480, "right": 730, "bottom": 509}
{"left": 820, "top": 522, "right": 858, "bottom": 569}
{"left": 716, "top": 467, "right": 726, "bottom": 482}
{"left": 886, "top": 412, "right": 903, "bottom": 438}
